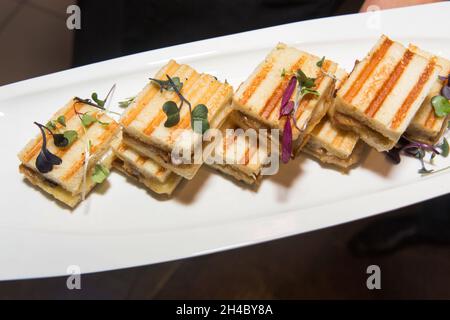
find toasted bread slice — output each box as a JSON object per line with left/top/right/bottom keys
{"left": 119, "top": 60, "right": 233, "bottom": 179}
{"left": 405, "top": 45, "right": 450, "bottom": 145}
{"left": 111, "top": 137, "right": 182, "bottom": 195}
{"left": 334, "top": 35, "right": 441, "bottom": 151}
{"left": 206, "top": 118, "right": 273, "bottom": 185}
{"left": 233, "top": 43, "right": 338, "bottom": 151}
{"left": 19, "top": 150, "right": 115, "bottom": 208}
{"left": 18, "top": 98, "right": 120, "bottom": 195}
{"left": 304, "top": 116, "right": 364, "bottom": 169}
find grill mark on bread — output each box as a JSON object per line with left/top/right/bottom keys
{"left": 343, "top": 37, "right": 394, "bottom": 103}
{"left": 239, "top": 60, "right": 274, "bottom": 105}
{"left": 61, "top": 122, "right": 119, "bottom": 182}
{"left": 260, "top": 55, "right": 307, "bottom": 119}
{"left": 121, "top": 61, "right": 180, "bottom": 127}
{"left": 391, "top": 60, "right": 436, "bottom": 129}
{"left": 331, "top": 133, "right": 344, "bottom": 149}
{"left": 424, "top": 108, "right": 438, "bottom": 129}
{"left": 364, "top": 50, "right": 414, "bottom": 118}
{"left": 116, "top": 142, "right": 168, "bottom": 176}
{"left": 142, "top": 71, "right": 201, "bottom": 136}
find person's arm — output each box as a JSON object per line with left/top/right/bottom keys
{"left": 360, "top": 0, "right": 442, "bottom": 12}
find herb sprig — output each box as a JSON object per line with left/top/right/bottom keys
{"left": 279, "top": 65, "right": 322, "bottom": 163}
{"left": 152, "top": 74, "right": 210, "bottom": 134}
{"left": 431, "top": 74, "right": 450, "bottom": 118}
{"left": 74, "top": 84, "right": 120, "bottom": 117}
{"left": 33, "top": 122, "right": 62, "bottom": 173}
{"left": 118, "top": 96, "right": 135, "bottom": 108}
{"left": 91, "top": 164, "right": 110, "bottom": 183}
{"left": 385, "top": 136, "right": 449, "bottom": 174}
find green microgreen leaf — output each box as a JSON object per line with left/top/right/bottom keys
{"left": 118, "top": 96, "right": 135, "bottom": 108}
{"left": 63, "top": 130, "right": 78, "bottom": 146}
{"left": 431, "top": 95, "right": 450, "bottom": 117}
{"left": 150, "top": 76, "right": 183, "bottom": 92}
{"left": 162, "top": 101, "right": 180, "bottom": 127}
{"left": 301, "top": 87, "right": 320, "bottom": 96}
{"left": 295, "top": 69, "right": 316, "bottom": 88}
{"left": 317, "top": 56, "right": 325, "bottom": 68}
{"left": 281, "top": 68, "right": 286, "bottom": 77}
{"left": 81, "top": 113, "right": 97, "bottom": 127}
{"left": 91, "top": 164, "right": 110, "bottom": 184}
{"left": 57, "top": 115, "right": 66, "bottom": 127}
{"left": 91, "top": 92, "right": 105, "bottom": 108}
{"left": 97, "top": 119, "right": 110, "bottom": 126}
{"left": 46, "top": 121, "right": 57, "bottom": 131}
{"left": 440, "top": 138, "right": 449, "bottom": 157}
{"left": 191, "top": 104, "right": 209, "bottom": 134}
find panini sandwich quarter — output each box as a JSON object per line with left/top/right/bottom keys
{"left": 111, "top": 135, "right": 182, "bottom": 196}
{"left": 120, "top": 60, "right": 234, "bottom": 179}
{"left": 405, "top": 45, "right": 450, "bottom": 145}
{"left": 206, "top": 117, "right": 274, "bottom": 186}
{"left": 18, "top": 98, "right": 120, "bottom": 208}
{"left": 232, "top": 43, "right": 339, "bottom": 156}
{"left": 334, "top": 35, "right": 441, "bottom": 152}
{"left": 304, "top": 69, "right": 365, "bottom": 169}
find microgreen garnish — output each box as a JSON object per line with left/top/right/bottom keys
{"left": 438, "top": 74, "right": 450, "bottom": 99}
{"left": 91, "top": 164, "right": 110, "bottom": 184}
{"left": 150, "top": 76, "right": 183, "bottom": 92}
{"left": 316, "top": 56, "right": 338, "bottom": 81}
{"left": 162, "top": 101, "right": 180, "bottom": 127}
{"left": 281, "top": 68, "right": 287, "bottom": 77}
{"left": 73, "top": 84, "right": 120, "bottom": 116}
{"left": 431, "top": 95, "right": 450, "bottom": 117}
{"left": 81, "top": 113, "right": 97, "bottom": 128}
{"left": 155, "top": 74, "right": 210, "bottom": 134}
{"left": 33, "top": 122, "right": 62, "bottom": 173}
{"left": 46, "top": 121, "right": 57, "bottom": 131}
{"left": 63, "top": 130, "right": 78, "bottom": 146}
{"left": 118, "top": 96, "right": 135, "bottom": 108}
{"left": 91, "top": 92, "right": 105, "bottom": 108}
{"left": 57, "top": 115, "right": 66, "bottom": 127}
{"left": 296, "top": 69, "right": 316, "bottom": 89}
{"left": 191, "top": 104, "right": 209, "bottom": 134}
{"left": 384, "top": 136, "right": 450, "bottom": 174}
{"left": 316, "top": 56, "right": 325, "bottom": 68}
{"left": 34, "top": 121, "right": 77, "bottom": 149}
{"left": 279, "top": 76, "right": 297, "bottom": 163}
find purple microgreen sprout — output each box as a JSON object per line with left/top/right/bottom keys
{"left": 34, "top": 122, "right": 62, "bottom": 173}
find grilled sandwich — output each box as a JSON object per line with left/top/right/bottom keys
{"left": 334, "top": 35, "right": 441, "bottom": 152}
{"left": 206, "top": 118, "right": 274, "bottom": 185}
{"left": 112, "top": 136, "right": 182, "bottom": 195}
{"left": 304, "top": 69, "right": 365, "bottom": 169}
{"left": 18, "top": 98, "right": 120, "bottom": 207}
{"left": 405, "top": 45, "right": 450, "bottom": 145}
{"left": 120, "top": 60, "right": 233, "bottom": 179}
{"left": 232, "top": 43, "right": 338, "bottom": 155}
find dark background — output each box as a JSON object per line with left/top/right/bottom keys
{"left": 1, "top": 0, "right": 450, "bottom": 299}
